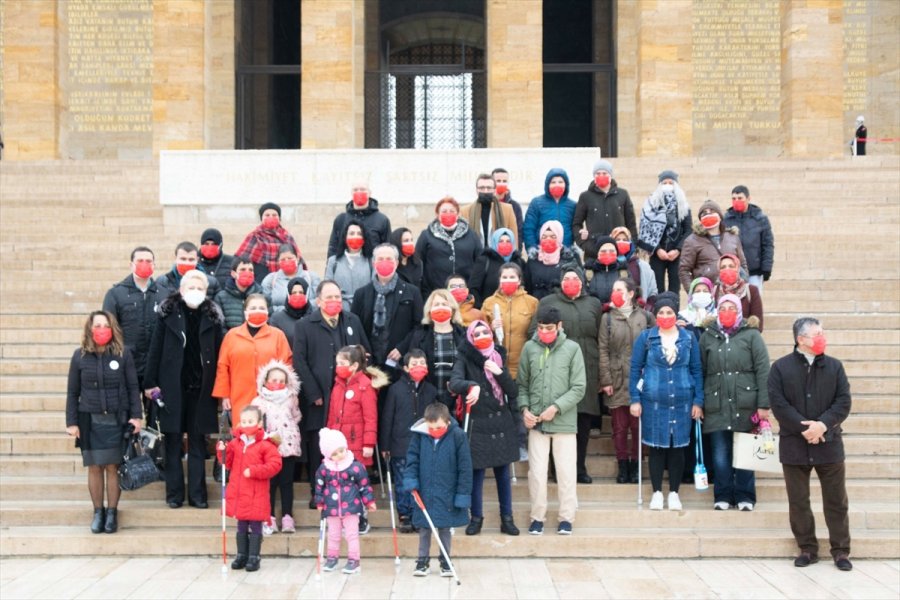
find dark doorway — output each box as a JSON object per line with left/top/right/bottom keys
{"left": 235, "top": 0, "right": 301, "bottom": 149}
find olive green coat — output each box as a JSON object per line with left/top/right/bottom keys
{"left": 516, "top": 330, "right": 586, "bottom": 434}
{"left": 598, "top": 307, "right": 655, "bottom": 409}
{"left": 699, "top": 316, "right": 770, "bottom": 433}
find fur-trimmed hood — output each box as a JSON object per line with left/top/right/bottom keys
{"left": 701, "top": 314, "right": 760, "bottom": 331}
{"left": 159, "top": 291, "right": 225, "bottom": 325}
{"left": 363, "top": 366, "right": 391, "bottom": 390}
{"left": 255, "top": 359, "right": 301, "bottom": 397}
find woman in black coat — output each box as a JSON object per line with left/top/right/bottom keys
{"left": 390, "top": 227, "right": 423, "bottom": 290}
{"left": 269, "top": 276, "right": 312, "bottom": 348}
{"left": 66, "top": 310, "right": 143, "bottom": 534}
{"left": 415, "top": 197, "right": 482, "bottom": 296}
{"left": 469, "top": 227, "right": 526, "bottom": 306}
{"left": 144, "top": 271, "right": 225, "bottom": 509}
{"left": 449, "top": 320, "right": 520, "bottom": 537}
{"left": 524, "top": 220, "right": 582, "bottom": 300}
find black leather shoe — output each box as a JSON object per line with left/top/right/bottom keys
{"left": 576, "top": 473, "right": 593, "bottom": 484}
{"left": 103, "top": 508, "right": 118, "bottom": 534}
{"left": 465, "top": 516, "right": 483, "bottom": 536}
{"left": 189, "top": 500, "right": 209, "bottom": 509}
{"left": 834, "top": 554, "right": 853, "bottom": 571}
{"left": 90, "top": 507, "right": 106, "bottom": 534}
{"left": 500, "top": 514, "right": 519, "bottom": 536}
{"left": 794, "top": 552, "right": 819, "bottom": 567}
{"left": 168, "top": 501, "right": 183, "bottom": 509}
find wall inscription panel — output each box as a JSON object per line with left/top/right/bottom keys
{"left": 691, "top": 0, "right": 781, "bottom": 155}
{"left": 843, "top": 0, "right": 868, "bottom": 117}
{"left": 61, "top": 0, "right": 153, "bottom": 158}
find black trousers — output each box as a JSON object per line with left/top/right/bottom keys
{"left": 650, "top": 254, "right": 681, "bottom": 294}
{"left": 270, "top": 455, "right": 297, "bottom": 516}
{"left": 782, "top": 462, "right": 850, "bottom": 558}
{"left": 576, "top": 412, "right": 593, "bottom": 476}
{"left": 302, "top": 429, "right": 322, "bottom": 493}
{"left": 163, "top": 432, "right": 207, "bottom": 504}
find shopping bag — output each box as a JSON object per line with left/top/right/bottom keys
{"left": 732, "top": 431, "right": 781, "bottom": 474}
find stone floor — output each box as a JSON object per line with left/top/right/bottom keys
{"left": 0, "top": 556, "right": 897, "bottom": 599}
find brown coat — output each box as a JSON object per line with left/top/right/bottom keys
{"left": 678, "top": 223, "right": 748, "bottom": 293}
{"left": 481, "top": 287, "right": 539, "bottom": 379}
{"left": 598, "top": 307, "right": 655, "bottom": 408}
{"left": 462, "top": 200, "right": 518, "bottom": 246}
{"left": 458, "top": 296, "right": 486, "bottom": 327}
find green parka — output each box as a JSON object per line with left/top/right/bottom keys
{"left": 516, "top": 330, "right": 586, "bottom": 434}
{"left": 699, "top": 316, "right": 770, "bottom": 433}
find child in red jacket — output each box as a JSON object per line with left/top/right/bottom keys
{"left": 327, "top": 345, "right": 388, "bottom": 534}
{"left": 218, "top": 405, "right": 282, "bottom": 572}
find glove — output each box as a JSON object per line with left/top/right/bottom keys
{"left": 762, "top": 271, "right": 771, "bottom": 282}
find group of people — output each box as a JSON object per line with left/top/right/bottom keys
{"left": 64, "top": 160, "right": 853, "bottom": 573}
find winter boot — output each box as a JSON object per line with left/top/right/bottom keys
{"left": 231, "top": 532, "right": 249, "bottom": 569}
{"left": 629, "top": 459, "right": 640, "bottom": 484}
{"left": 465, "top": 516, "right": 483, "bottom": 536}
{"left": 90, "top": 507, "right": 105, "bottom": 534}
{"left": 245, "top": 533, "right": 262, "bottom": 572}
{"left": 616, "top": 460, "right": 629, "bottom": 484}
{"left": 104, "top": 508, "right": 118, "bottom": 533}
{"left": 500, "top": 514, "right": 520, "bottom": 536}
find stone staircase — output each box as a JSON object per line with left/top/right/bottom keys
{"left": 1, "top": 157, "right": 898, "bottom": 559}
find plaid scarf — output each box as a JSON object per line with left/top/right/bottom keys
{"left": 235, "top": 225, "right": 301, "bottom": 273}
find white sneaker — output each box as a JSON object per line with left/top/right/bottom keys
{"left": 714, "top": 501, "right": 731, "bottom": 511}
{"left": 649, "top": 491, "right": 664, "bottom": 510}
{"left": 737, "top": 502, "right": 754, "bottom": 512}
{"left": 667, "top": 492, "right": 682, "bottom": 511}
{"left": 262, "top": 515, "right": 277, "bottom": 536}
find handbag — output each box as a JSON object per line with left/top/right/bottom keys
{"left": 118, "top": 427, "right": 164, "bottom": 491}
{"left": 693, "top": 420, "right": 708, "bottom": 491}
{"left": 732, "top": 420, "right": 781, "bottom": 474}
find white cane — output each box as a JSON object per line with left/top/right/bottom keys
{"left": 637, "top": 415, "right": 643, "bottom": 506}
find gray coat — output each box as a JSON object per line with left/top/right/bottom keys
{"left": 325, "top": 254, "right": 372, "bottom": 312}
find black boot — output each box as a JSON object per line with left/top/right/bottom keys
{"left": 465, "top": 516, "right": 483, "bottom": 536}
{"left": 616, "top": 460, "right": 629, "bottom": 484}
{"left": 500, "top": 514, "right": 519, "bottom": 536}
{"left": 104, "top": 508, "right": 118, "bottom": 533}
{"left": 231, "top": 532, "right": 249, "bottom": 570}
{"left": 629, "top": 460, "right": 639, "bottom": 484}
{"left": 90, "top": 507, "right": 105, "bottom": 534}
{"left": 245, "top": 533, "right": 262, "bottom": 572}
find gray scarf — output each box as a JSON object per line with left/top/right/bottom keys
{"left": 372, "top": 273, "right": 398, "bottom": 330}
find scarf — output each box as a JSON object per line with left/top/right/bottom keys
{"left": 235, "top": 225, "right": 301, "bottom": 273}
{"left": 679, "top": 277, "right": 716, "bottom": 327}
{"left": 660, "top": 333, "right": 679, "bottom": 366}
{"left": 323, "top": 449, "right": 355, "bottom": 472}
{"left": 490, "top": 227, "right": 516, "bottom": 263}
{"left": 717, "top": 293, "right": 744, "bottom": 336}
{"left": 372, "top": 272, "right": 398, "bottom": 330}
{"left": 638, "top": 184, "right": 689, "bottom": 251}
{"left": 538, "top": 220, "right": 564, "bottom": 266}
{"left": 466, "top": 320, "right": 505, "bottom": 403}
{"left": 428, "top": 218, "right": 471, "bottom": 274}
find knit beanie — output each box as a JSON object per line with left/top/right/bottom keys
{"left": 318, "top": 428, "right": 347, "bottom": 459}
{"left": 658, "top": 170, "right": 679, "bottom": 183}
{"left": 698, "top": 199, "right": 724, "bottom": 221}
{"left": 592, "top": 235, "right": 617, "bottom": 257}
{"left": 258, "top": 202, "right": 282, "bottom": 218}
{"left": 200, "top": 228, "right": 223, "bottom": 246}
{"left": 593, "top": 159, "right": 613, "bottom": 176}
{"left": 653, "top": 291, "right": 680, "bottom": 315}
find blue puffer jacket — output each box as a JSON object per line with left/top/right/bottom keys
{"left": 403, "top": 419, "right": 472, "bottom": 529}
{"left": 314, "top": 459, "right": 375, "bottom": 518}
{"left": 629, "top": 327, "right": 704, "bottom": 448}
{"left": 523, "top": 168, "right": 577, "bottom": 250}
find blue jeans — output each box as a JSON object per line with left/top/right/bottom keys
{"left": 471, "top": 464, "right": 513, "bottom": 518}
{"left": 709, "top": 430, "right": 756, "bottom": 505}
{"left": 390, "top": 457, "right": 412, "bottom": 517}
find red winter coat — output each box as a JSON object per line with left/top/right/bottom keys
{"left": 326, "top": 369, "right": 388, "bottom": 467}
{"left": 224, "top": 428, "right": 283, "bottom": 521}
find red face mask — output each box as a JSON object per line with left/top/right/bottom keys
{"left": 496, "top": 241, "right": 513, "bottom": 257}
{"left": 430, "top": 307, "right": 452, "bottom": 323}
{"left": 242, "top": 425, "right": 260, "bottom": 437}
{"left": 322, "top": 300, "right": 343, "bottom": 317}
{"left": 473, "top": 336, "right": 493, "bottom": 350}
{"left": 352, "top": 191, "right": 368, "bottom": 207}
{"left": 594, "top": 174, "right": 611, "bottom": 188}
{"left": 346, "top": 237, "right": 364, "bottom": 251}
{"left": 700, "top": 213, "right": 721, "bottom": 229}
{"left": 657, "top": 315, "right": 677, "bottom": 330}
{"left": 548, "top": 183, "right": 565, "bottom": 200}
{"left": 262, "top": 216, "right": 280, "bottom": 230}
{"left": 598, "top": 252, "right": 617, "bottom": 266}
{"left": 450, "top": 288, "right": 468, "bottom": 304}
{"left": 439, "top": 213, "right": 458, "bottom": 228}
{"left": 92, "top": 327, "right": 113, "bottom": 346}
{"left": 616, "top": 240, "right": 631, "bottom": 255}
{"left": 732, "top": 198, "right": 748, "bottom": 212}
{"left": 428, "top": 426, "right": 448, "bottom": 439}
{"left": 495, "top": 183, "right": 508, "bottom": 196}
{"left": 265, "top": 381, "right": 286, "bottom": 391}
{"left": 401, "top": 242, "right": 415, "bottom": 257}
{"left": 279, "top": 258, "right": 298, "bottom": 275}
{"left": 408, "top": 365, "right": 428, "bottom": 383}
{"left": 810, "top": 335, "right": 827, "bottom": 356}
{"left": 540, "top": 238, "right": 558, "bottom": 254}
{"left": 335, "top": 365, "right": 353, "bottom": 380}
{"left": 718, "top": 310, "right": 737, "bottom": 328}
{"left": 719, "top": 268, "right": 739, "bottom": 286}
{"left": 375, "top": 261, "right": 395, "bottom": 278}
{"left": 287, "top": 294, "right": 307, "bottom": 309}
{"left": 538, "top": 329, "right": 558, "bottom": 345}
{"left": 200, "top": 245, "right": 219, "bottom": 260}
{"left": 236, "top": 271, "right": 255, "bottom": 288}
{"left": 561, "top": 279, "right": 581, "bottom": 298}
{"left": 246, "top": 311, "right": 267, "bottom": 327}
{"left": 134, "top": 262, "right": 154, "bottom": 279}
{"left": 500, "top": 281, "right": 518, "bottom": 296}
{"left": 176, "top": 263, "right": 194, "bottom": 276}
{"left": 610, "top": 290, "right": 626, "bottom": 308}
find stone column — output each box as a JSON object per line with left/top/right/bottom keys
{"left": 485, "top": 0, "right": 543, "bottom": 148}
{"left": 301, "top": 0, "right": 365, "bottom": 148}
{"left": 780, "top": 1, "right": 844, "bottom": 157}
{"left": 204, "top": 0, "right": 235, "bottom": 149}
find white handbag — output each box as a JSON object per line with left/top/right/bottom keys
{"left": 732, "top": 428, "right": 781, "bottom": 474}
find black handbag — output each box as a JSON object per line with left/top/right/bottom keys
{"left": 118, "top": 427, "right": 163, "bottom": 491}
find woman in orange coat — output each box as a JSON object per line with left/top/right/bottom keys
{"left": 213, "top": 294, "right": 292, "bottom": 429}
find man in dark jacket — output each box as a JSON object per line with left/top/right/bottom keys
{"left": 492, "top": 168, "right": 524, "bottom": 250}
{"left": 573, "top": 159, "right": 637, "bottom": 254}
{"left": 155, "top": 241, "right": 220, "bottom": 301}
{"left": 213, "top": 256, "right": 267, "bottom": 329}
{"left": 327, "top": 183, "right": 392, "bottom": 258}
{"left": 724, "top": 185, "right": 774, "bottom": 294}
{"left": 293, "top": 279, "right": 372, "bottom": 506}
{"left": 102, "top": 246, "right": 162, "bottom": 389}
{"left": 197, "top": 228, "right": 235, "bottom": 290}
{"left": 768, "top": 317, "right": 853, "bottom": 571}
{"left": 351, "top": 243, "right": 423, "bottom": 370}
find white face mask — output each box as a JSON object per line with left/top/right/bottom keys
{"left": 691, "top": 292, "right": 712, "bottom": 308}
{"left": 259, "top": 387, "right": 291, "bottom": 404}
{"left": 183, "top": 289, "right": 206, "bottom": 309}
{"left": 661, "top": 184, "right": 675, "bottom": 195}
